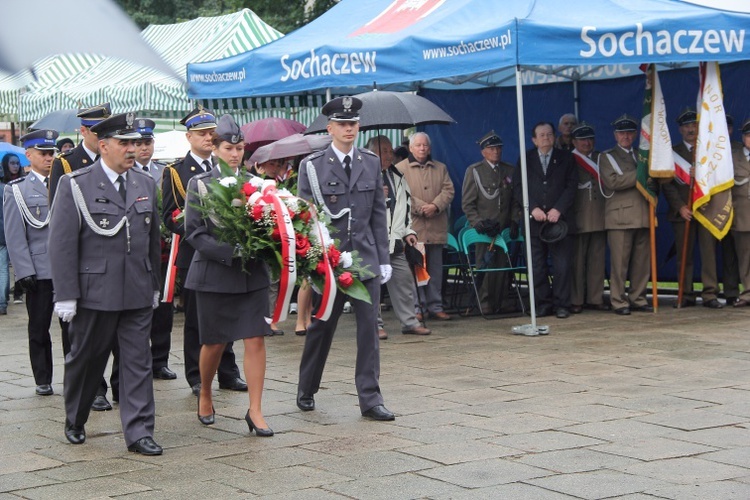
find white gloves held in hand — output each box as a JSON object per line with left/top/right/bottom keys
{"left": 380, "top": 264, "right": 392, "bottom": 284}
{"left": 55, "top": 300, "right": 77, "bottom": 322}
{"left": 153, "top": 291, "right": 160, "bottom": 309}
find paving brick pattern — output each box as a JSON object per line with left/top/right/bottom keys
{"left": 1, "top": 299, "right": 749, "bottom": 498}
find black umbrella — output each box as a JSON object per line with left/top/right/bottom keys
{"left": 304, "top": 90, "right": 455, "bottom": 134}
{"left": 29, "top": 109, "right": 81, "bottom": 134}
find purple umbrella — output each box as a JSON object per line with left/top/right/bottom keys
{"left": 249, "top": 134, "right": 331, "bottom": 164}
{"left": 240, "top": 117, "right": 306, "bottom": 151}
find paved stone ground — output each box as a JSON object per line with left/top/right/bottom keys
{"left": 1, "top": 298, "right": 749, "bottom": 499}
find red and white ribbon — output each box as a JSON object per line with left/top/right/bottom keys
{"left": 162, "top": 233, "right": 180, "bottom": 303}
{"left": 572, "top": 150, "right": 600, "bottom": 183}
{"left": 673, "top": 152, "right": 691, "bottom": 186}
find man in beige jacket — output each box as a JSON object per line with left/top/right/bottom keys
{"left": 396, "top": 132, "right": 455, "bottom": 320}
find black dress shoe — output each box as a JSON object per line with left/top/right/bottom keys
{"left": 726, "top": 297, "right": 739, "bottom": 306}
{"left": 361, "top": 405, "right": 395, "bottom": 421}
{"left": 614, "top": 307, "right": 631, "bottom": 316}
{"left": 65, "top": 424, "right": 86, "bottom": 444}
{"left": 296, "top": 392, "right": 315, "bottom": 411}
{"left": 556, "top": 307, "right": 570, "bottom": 319}
{"left": 197, "top": 394, "right": 215, "bottom": 426}
{"left": 271, "top": 329, "right": 284, "bottom": 336}
{"left": 245, "top": 410, "right": 274, "bottom": 437}
{"left": 191, "top": 383, "right": 201, "bottom": 397}
{"left": 586, "top": 303, "right": 611, "bottom": 311}
{"left": 632, "top": 305, "right": 654, "bottom": 312}
{"left": 91, "top": 395, "right": 112, "bottom": 411}
{"left": 153, "top": 366, "right": 177, "bottom": 380}
{"left": 219, "top": 378, "right": 247, "bottom": 391}
{"left": 536, "top": 306, "right": 553, "bottom": 317}
{"left": 36, "top": 384, "right": 53, "bottom": 396}
{"left": 570, "top": 305, "right": 583, "bottom": 314}
{"left": 703, "top": 298, "right": 724, "bottom": 309}
{"left": 127, "top": 436, "right": 163, "bottom": 456}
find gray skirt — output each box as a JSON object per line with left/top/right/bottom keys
{"left": 196, "top": 287, "right": 272, "bottom": 344}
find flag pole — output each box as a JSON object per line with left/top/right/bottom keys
{"left": 676, "top": 153, "right": 695, "bottom": 309}
{"left": 649, "top": 203, "right": 658, "bottom": 311}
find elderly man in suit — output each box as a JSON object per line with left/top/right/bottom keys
{"left": 462, "top": 130, "right": 516, "bottom": 315}
{"left": 47, "top": 102, "right": 115, "bottom": 411}
{"left": 49, "top": 113, "right": 163, "bottom": 455}
{"left": 513, "top": 121, "right": 577, "bottom": 318}
{"left": 732, "top": 119, "right": 750, "bottom": 307}
{"left": 161, "top": 106, "right": 245, "bottom": 397}
{"left": 569, "top": 123, "right": 608, "bottom": 313}
{"left": 599, "top": 114, "right": 653, "bottom": 315}
{"left": 296, "top": 96, "right": 394, "bottom": 421}
{"left": 4, "top": 129, "right": 59, "bottom": 396}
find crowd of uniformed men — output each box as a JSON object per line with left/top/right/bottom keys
{"left": 3, "top": 97, "right": 750, "bottom": 454}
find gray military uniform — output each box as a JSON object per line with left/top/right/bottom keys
{"left": 3, "top": 173, "right": 56, "bottom": 385}
{"left": 49, "top": 163, "right": 161, "bottom": 446}
{"left": 297, "top": 145, "right": 390, "bottom": 412}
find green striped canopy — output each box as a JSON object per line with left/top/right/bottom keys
{"left": 18, "top": 9, "right": 283, "bottom": 121}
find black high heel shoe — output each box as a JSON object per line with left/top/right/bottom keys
{"left": 197, "top": 394, "right": 215, "bottom": 426}
{"left": 244, "top": 410, "right": 274, "bottom": 437}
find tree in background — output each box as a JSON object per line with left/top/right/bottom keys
{"left": 116, "top": 0, "right": 338, "bottom": 33}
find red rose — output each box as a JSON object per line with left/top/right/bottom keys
{"left": 338, "top": 271, "right": 354, "bottom": 288}
{"left": 242, "top": 182, "right": 256, "bottom": 197}
{"left": 271, "top": 227, "right": 281, "bottom": 241}
{"left": 295, "top": 233, "right": 311, "bottom": 256}
{"left": 315, "top": 259, "right": 328, "bottom": 275}
{"left": 287, "top": 209, "right": 296, "bottom": 220}
{"left": 299, "top": 209, "right": 311, "bottom": 223}
{"left": 250, "top": 204, "right": 264, "bottom": 221}
{"left": 328, "top": 245, "right": 341, "bottom": 268}
{"left": 171, "top": 208, "right": 182, "bottom": 223}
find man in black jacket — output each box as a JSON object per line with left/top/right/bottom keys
{"left": 513, "top": 122, "right": 577, "bottom": 318}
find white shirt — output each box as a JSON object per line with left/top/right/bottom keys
{"left": 331, "top": 144, "right": 355, "bottom": 171}
{"left": 99, "top": 160, "right": 127, "bottom": 191}
{"left": 190, "top": 152, "right": 213, "bottom": 171}
{"left": 82, "top": 142, "right": 97, "bottom": 162}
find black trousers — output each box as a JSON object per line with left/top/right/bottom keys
{"left": 150, "top": 301, "right": 173, "bottom": 369}
{"left": 179, "top": 267, "right": 240, "bottom": 387}
{"left": 530, "top": 233, "right": 573, "bottom": 310}
{"left": 25, "top": 279, "right": 54, "bottom": 385}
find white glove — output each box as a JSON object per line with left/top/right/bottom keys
{"left": 153, "top": 291, "right": 160, "bottom": 309}
{"left": 380, "top": 264, "right": 392, "bottom": 284}
{"left": 55, "top": 300, "right": 77, "bottom": 322}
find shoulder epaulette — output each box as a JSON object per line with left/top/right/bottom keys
{"left": 70, "top": 167, "right": 90, "bottom": 177}
{"left": 304, "top": 150, "right": 325, "bottom": 161}
{"left": 8, "top": 177, "right": 25, "bottom": 185}
{"left": 360, "top": 148, "right": 378, "bottom": 157}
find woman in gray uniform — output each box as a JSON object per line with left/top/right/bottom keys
{"left": 183, "top": 114, "right": 273, "bottom": 436}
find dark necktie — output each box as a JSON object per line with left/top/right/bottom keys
{"left": 117, "top": 175, "right": 126, "bottom": 201}
{"left": 541, "top": 153, "right": 549, "bottom": 174}
{"left": 142, "top": 163, "right": 149, "bottom": 172}
{"left": 203, "top": 160, "right": 211, "bottom": 172}
{"left": 44, "top": 176, "right": 48, "bottom": 188}
{"left": 343, "top": 155, "right": 351, "bottom": 179}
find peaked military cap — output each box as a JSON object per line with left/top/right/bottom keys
{"left": 21, "top": 129, "right": 59, "bottom": 150}
{"left": 612, "top": 114, "right": 638, "bottom": 132}
{"left": 478, "top": 130, "right": 503, "bottom": 149}
{"left": 676, "top": 107, "right": 697, "bottom": 126}
{"left": 90, "top": 112, "right": 141, "bottom": 140}
{"left": 322, "top": 96, "right": 362, "bottom": 122}
{"left": 77, "top": 102, "right": 111, "bottom": 127}
{"left": 135, "top": 118, "right": 156, "bottom": 139}
{"left": 741, "top": 118, "right": 750, "bottom": 135}
{"left": 572, "top": 122, "right": 595, "bottom": 139}
{"left": 180, "top": 105, "right": 216, "bottom": 130}
{"left": 215, "top": 114, "right": 243, "bottom": 144}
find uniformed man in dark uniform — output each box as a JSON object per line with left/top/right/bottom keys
{"left": 47, "top": 102, "right": 115, "bottom": 411}
{"left": 134, "top": 119, "right": 175, "bottom": 380}
{"left": 461, "top": 130, "right": 516, "bottom": 315}
{"left": 3, "top": 129, "right": 58, "bottom": 396}
{"left": 296, "top": 96, "right": 394, "bottom": 421}
{"left": 49, "top": 112, "right": 163, "bottom": 455}
{"left": 48, "top": 103, "right": 110, "bottom": 204}
{"left": 161, "top": 106, "right": 245, "bottom": 396}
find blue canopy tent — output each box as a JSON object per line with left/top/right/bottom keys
{"left": 189, "top": 0, "right": 750, "bottom": 326}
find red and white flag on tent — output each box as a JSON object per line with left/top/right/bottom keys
{"left": 692, "top": 62, "right": 734, "bottom": 240}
